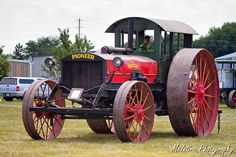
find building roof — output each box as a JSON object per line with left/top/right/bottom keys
{"left": 105, "top": 17, "right": 198, "bottom": 35}
{"left": 9, "top": 59, "right": 30, "bottom": 63}
{"left": 215, "top": 52, "right": 236, "bottom": 60}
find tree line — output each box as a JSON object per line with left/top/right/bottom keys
{"left": 193, "top": 22, "right": 236, "bottom": 58}
{"left": 11, "top": 28, "right": 94, "bottom": 61}
{"left": 0, "top": 29, "right": 94, "bottom": 79}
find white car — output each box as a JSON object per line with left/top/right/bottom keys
{"left": 0, "top": 77, "right": 44, "bottom": 101}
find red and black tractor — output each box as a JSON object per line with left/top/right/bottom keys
{"left": 22, "top": 17, "right": 220, "bottom": 142}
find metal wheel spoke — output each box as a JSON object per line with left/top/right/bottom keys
{"left": 195, "top": 58, "right": 199, "bottom": 81}
{"left": 202, "top": 61, "right": 207, "bottom": 82}
{"left": 39, "top": 117, "right": 45, "bottom": 137}
{"left": 189, "top": 79, "right": 197, "bottom": 88}
{"left": 203, "top": 70, "right": 210, "bottom": 85}
{"left": 127, "top": 121, "right": 134, "bottom": 137}
{"left": 204, "top": 81, "right": 214, "bottom": 91}
{"left": 128, "top": 91, "right": 133, "bottom": 104}
{"left": 189, "top": 112, "right": 195, "bottom": 129}
{"left": 45, "top": 119, "right": 49, "bottom": 138}
{"left": 134, "top": 85, "right": 139, "bottom": 102}
{"left": 203, "top": 98, "right": 213, "bottom": 113}
{"left": 132, "top": 121, "right": 138, "bottom": 137}
{"left": 33, "top": 116, "right": 40, "bottom": 124}
{"left": 143, "top": 115, "right": 150, "bottom": 121}
{"left": 143, "top": 105, "right": 152, "bottom": 111}
{"left": 133, "top": 90, "right": 138, "bottom": 103}
{"left": 187, "top": 89, "right": 196, "bottom": 94}
{"left": 35, "top": 117, "right": 40, "bottom": 132}
{"left": 44, "top": 117, "right": 54, "bottom": 138}
{"left": 194, "top": 106, "right": 199, "bottom": 131}
{"left": 142, "top": 92, "right": 149, "bottom": 106}
{"left": 40, "top": 84, "right": 46, "bottom": 97}
{"left": 205, "top": 93, "right": 215, "bottom": 98}
{"left": 202, "top": 104, "right": 210, "bottom": 127}
{"left": 196, "top": 107, "right": 201, "bottom": 132}
{"left": 139, "top": 86, "right": 143, "bottom": 103}
{"left": 199, "top": 56, "right": 202, "bottom": 81}
{"left": 42, "top": 116, "right": 48, "bottom": 139}
{"left": 192, "top": 107, "right": 198, "bottom": 129}
{"left": 33, "top": 114, "right": 37, "bottom": 123}
{"left": 191, "top": 66, "right": 199, "bottom": 82}
{"left": 199, "top": 106, "right": 205, "bottom": 135}
{"left": 141, "top": 121, "right": 149, "bottom": 136}
{"left": 125, "top": 104, "right": 135, "bottom": 111}
{"left": 188, "top": 96, "right": 196, "bottom": 105}
{"left": 128, "top": 92, "right": 135, "bottom": 105}
{"left": 125, "top": 114, "right": 135, "bottom": 121}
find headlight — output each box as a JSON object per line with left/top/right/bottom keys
{"left": 112, "top": 57, "right": 123, "bottom": 67}
{"left": 44, "top": 57, "right": 55, "bottom": 69}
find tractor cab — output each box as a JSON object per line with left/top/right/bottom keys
{"left": 106, "top": 17, "right": 198, "bottom": 58}
{"left": 106, "top": 17, "right": 198, "bottom": 83}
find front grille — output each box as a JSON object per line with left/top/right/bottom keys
{"left": 62, "top": 61, "right": 104, "bottom": 90}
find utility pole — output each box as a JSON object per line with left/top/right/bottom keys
{"left": 77, "top": 18, "right": 81, "bottom": 38}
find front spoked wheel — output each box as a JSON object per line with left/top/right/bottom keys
{"left": 113, "top": 81, "right": 155, "bottom": 142}
{"left": 22, "top": 80, "right": 65, "bottom": 140}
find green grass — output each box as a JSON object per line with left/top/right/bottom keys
{"left": 0, "top": 100, "right": 235, "bottom": 157}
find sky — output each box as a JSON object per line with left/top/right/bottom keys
{"left": 0, "top": 0, "right": 235, "bottom": 54}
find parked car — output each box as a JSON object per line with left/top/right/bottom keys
{"left": 0, "top": 77, "right": 44, "bottom": 101}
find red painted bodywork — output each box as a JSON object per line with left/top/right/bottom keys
{"left": 97, "top": 53, "right": 158, "bottom": 84}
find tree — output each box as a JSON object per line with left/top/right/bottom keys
{"left": 0, "top": 46, "right": 9, "bottom": 79}
{"left": 11, "top": 43, "right": 25, "bottom": 60}
{"left": 193, "top": 22, "right": 236, "bottom": 58}
{"left": 44, "top": 28, "right": 94, "bottom": 78}
{"left": 24, "top": 36, "right": 60, "bottom": 59}
{"left": 52, "top": 28, "right": 94, "bottom": 65}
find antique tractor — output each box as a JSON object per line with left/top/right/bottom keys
{"left": 22, "top": 17, "right": 219, "bottom": 142}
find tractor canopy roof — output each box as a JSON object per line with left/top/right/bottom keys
{"left": 105, "top": 17, "right": 198, "bottom": 35}
{"left": 104, "top": 17, "right": 198, "bottom": 61}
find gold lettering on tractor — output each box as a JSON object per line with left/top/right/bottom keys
{"left": 71, "top": 54, "right": 95, "bottom": 60}
{"left": 128, "top": 63, "right": 139, "bottom": 69}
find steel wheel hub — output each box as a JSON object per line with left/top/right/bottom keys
{"left": 195, "top": 81, "right": 205, "bottom": 105}
{"left": 134, "top": 103, "right": 144, "bottom": 122}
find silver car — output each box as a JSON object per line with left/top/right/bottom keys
{"left": 0, "top": 77, "right": 44, "bottom": 101}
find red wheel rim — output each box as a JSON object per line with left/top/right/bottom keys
{"left": 113, "top": 81, "right": 155, "bottom": 142}
{"left": 188, "top": 52, "right": 219, "bottom": 135}
{"left": 22, "top": 80, "right": 65, "bottom": 140}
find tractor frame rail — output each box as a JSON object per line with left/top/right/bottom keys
{"left": 29, "top": 107, "right": 113, "bottom": 119}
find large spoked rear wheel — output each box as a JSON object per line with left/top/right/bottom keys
{"left": 113, "top": 81, "right": 155, "bottom": 142}
{"left": 86, "top": 119, "right": 113, "bottom": 134}
{"left": 228, "top": 90, "right": 236, "bottom": 109}
{"left": 22, "top": 80, "right": 65, "bottom": 140}
{"left": 167, "top": 49, "right": 219, "bottom": 136}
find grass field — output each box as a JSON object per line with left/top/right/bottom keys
{"left": 0, "top": 99, "right": 235, "bottom": 157}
